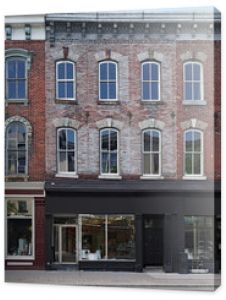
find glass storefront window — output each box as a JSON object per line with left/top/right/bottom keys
{"left": 184, "top": 216, "right": 214, "bottom": 263}
{"left": 6, "top": 199, "right": 34, "bottom": 257}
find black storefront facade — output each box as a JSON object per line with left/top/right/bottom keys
{"left": 45, "top": 180, "right": 220, "bottom": 273}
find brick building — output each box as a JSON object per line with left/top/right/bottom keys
{"left": 5, "top": 8, "right": 221, "bottom": 273}
{"left": 5, "top": 15, "right": 46, "bottom": 269}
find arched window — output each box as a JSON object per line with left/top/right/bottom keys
{"left": 6, "top": 122, "right": 27, "bottom": 175}
{"left": 6, "top": 57, "right": 27, "bottom": 100}
{"left": 184, "top": 129, "right": 203, "bottom": 176}
{"left": 99, "top": 61, "right": 117, "bottom": 100}
{"left": 142, "top": 61, "right": 160, "bottom": 101}
{"left": 183, "top": 62, "right": 203, "bottom": 101}
{"left": 56, "top": 61, "right": 75, "bottom": 100}
{"left": 142, "top": 129, "right": 161, "bottom": 175}
{"left": 100, "top": 128, "right": 119, "bottom": 175}
{"left": 57, "top": 128, "right": 77, "bottom": 174}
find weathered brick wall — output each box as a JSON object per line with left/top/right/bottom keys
{"left": 5, "top": 41, "right": 45, "bottom": 182}
{"left": 45, "top": 41, "right": 177, "bottom": 179}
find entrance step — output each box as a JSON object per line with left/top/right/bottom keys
{"left": 48, "top": 264, "right": 79, "bottom": 271}
{"left": 143, "top": 266, "right": 164, "bottom": 273}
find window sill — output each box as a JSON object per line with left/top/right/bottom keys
{"left": 6, "top": 256, "right": 34, "bottom": 261}
{"left": 5, "top": 175, "right": 29, "bottom": 181}
{"left": 97, "top": 100, "right": 120, "bottom": 105}
{"left": 98, "top": 175, "right": 122, "bottom": 180}
{"left": 141, "top": 100, "right": 164, "bottom": 105}
{"left": 55, "top": 173, "right": 78, "bottom": 178}
{"left": 6, "top": 99, "right": 29, "bottom": 106}
{"left": 55, "top": 99, "right": 78, "bottom": 105}
{"left": 183, "top": 100, "right": 207, "bottom": 106}
{"left": 182, "top": 176, "right": 207, "bottom": 180}
{"left": 140, "top": 175, "right": 164, "bottom": 180}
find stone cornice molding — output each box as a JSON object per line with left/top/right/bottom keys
{"left": 180, "top": 51, "right": 207, "bottom": 62}
{"left": 52, "top": 117, "right": 80, "bottom": 129}
{"left": 5, "top": 116, "right": 32, "bottom": 136}
{"left": 5, "top": 48, "right": 33, "bottom": 70}
{"left": 96, "top": 118, "right": 124, "bottom": 130}
{"left": 138, "top": 118, "right": 165, "bottom": 130}
{"left": 95, "top": 50, "right": 123, "bottom": 62}
{"left": 180, "top": 118, "right": 208, "bottom": 130}
{"left": 137, "top": 50, "right": 164, "bottom": 62}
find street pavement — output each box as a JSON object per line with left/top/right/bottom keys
{"left": 5, "top": 270, "right": 221, "bottom": 291}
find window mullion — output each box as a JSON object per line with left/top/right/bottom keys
{"left": 105, "top": 215, "right": 108, "bottom": 259}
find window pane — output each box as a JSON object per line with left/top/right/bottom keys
{"left": 101, "top": 130, "right": 109, "bottom": 150}
{"left": 17, "top": 60, "right": 25, "bottom": 78}
{"left": 185, "top": 153, "right": 192, "bottom": 174}
{"left": 185, "top": 131, "right": 193, "bottom": 151}
{"left": 193, "top": 82, "right": 201, "bottom": 100}
{"left": 110, "top": 153, "right": 117, "bottom": 174}
{"left": 66, "top": 62, "right": 74, "bottom": 79}
{"left": 144, "top": 131, "right": 150, "bottom": 151}
{"left": 151, "top": 82, "right": 159, "bottom": 100}
{"left": 109, "top": 82, "right": 116, "bottom": 99}
{"left": 109, "top": 63, "right": 116, "bottom": 80}
{"left": 18, "top": 151, "right": 26, "bottom": 174}
{"left": 8, "top": 139, "right": 17, "bottom": 149}
{"left": 58, "top": 82, "right": 65, "bottom": 98}
{"left": 185, "top": 63, "right": 192, "bottom": 80}
{"left": 59, "top": 152, "right": 67, "bottom": 172}
{"left": 193, "top": 63, "right": 201, "bottom": 80}
{"left": 100, "top": 63, "right": 107, "bottom": 80}
{"left": 18, "top": 79, "right": 26, "bottom": 99}
{"left": 66, "top": 82, "right": 74, "bottom": 98}
{"left": 7, "top": 60, "right": 16, "bottom": 78}
{"left": 67, "top": 130, "right": 75, "bottom": 149}
{"left": 108, "top": 216, "right": 135, "bottom": 259}
{"left": 152, "top": 131, "right": 160, "bottom": 151}
{"left": 67, "top": 152, "right": 75, "bottom": 172}
{"left": 151, "top": 63, "right": 159, "bottom": 80}
{"left": 59, "top": 130, "right": 66, "bottom": 149}
{"left": 110, "top": 130, "right": 117, "bottom": 151}
{"left": 7, "top": 219, "right": 32, "bottom": 256}
{"left": 194, "top": 132, "right": 201, "bottom": 151}
{"left": 150, "top": 153, "right": 159, "bottom": 174}
{"left": 58, "top": 63, "right": 65, "bottom": 79}
{"left": 18, "top": 124, "right": 26, "bottom": 143}
{"left": 143, "top": 63, "right": 150, "bottom": 80}
{"left": 7, "top": 124, "right": 17, "bottom": 138}
{"left": 7, "top": 199, "right": 32, "bottom": 216}
{"left": 8, "top": 80, "right": 16, "bottom": 99}
{"left": 185, "top": 82, "right": 192, "bottom": 100}
{"left": 82, "top": 215, "right": 106, "bottom": 260}
{"left": 100, "top": 82, "right": 108, "bottom": 99}
{"left": 101, "top": 152, "right": 110, "bottom": 173}
{"left": 143, "top": 153, "right": 150, "bottom": 174}
{"left": 143, "top": 82, "right": 150, "bottom": 100}
{"left": 193, "top": 153, "right": 201, "bottom": 174}
{"left": 8, "top": 158, "right": 17, "bottom": 175}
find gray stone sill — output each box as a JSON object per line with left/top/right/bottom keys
{"left": 6, "top": 99, "right": 29, "bottom": 106}
{"left": 97, "top": 100, "right": 120, "bottom": 105}
{"left": 140, "top": 175, "right": 164, "bottom": 180}
{"left": 98, "top": 175, "right": 122, "bottom": 180}
{"left": 5, "top": 175, "right": 29, "bottom": 181}
{"left": 55, "top": 99, "right": 78, "bottom": 105}
{"left": 141, "top": 100, "right": 165, "bottom": 105}
{"left": 55, "top": 173, "right": 78, "bottom": 178}
{"left": 183, "top": 100, "right": 207, "bottom": 106}
{"left": 182, "top": 176, "right": 207, "bottom": 180}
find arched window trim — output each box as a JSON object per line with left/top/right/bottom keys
{"left": 56, "top": 60, "right": 76, "bottom": 100}
{"left": 141, "top": 61, "right": 161, "bottom": 101}
{"left": 56, "top": 127, "right": 77, "bottom": 176}
{"left": 183, "top": 129, "right": 204, "bottom": 177}
{"left": 183, "top": 61, "right": 204, "bottom": 101}
{"left": 6, "top": 121, "right": 28, "bottom": 176}
{"left": 99, "top": 127, "right": 119, "bottom": 176}
{"left": 142, "top": 128, "right": 161, "bottom": 176}
{"left": 99, "top": 60, "right": 118, "bottom": 101}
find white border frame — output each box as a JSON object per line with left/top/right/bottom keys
{"left": 56, "top": 60, "right": 76, "bottom": 101}
{"left": 141, "top": 61, "right": 161, "bottom": 102}
{"left": 98, "top": 60, "right": 118, "bottom": 101}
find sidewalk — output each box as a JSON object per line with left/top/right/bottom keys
{"left": 5, "top": 270, "right": 221, "bottom": 291}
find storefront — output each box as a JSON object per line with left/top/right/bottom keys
{"left": 45, "top": 180, "right": 220, "bottom": 273}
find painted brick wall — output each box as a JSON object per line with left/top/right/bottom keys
{"left": 5, "top": 41, "right": 45, "bottom": 182}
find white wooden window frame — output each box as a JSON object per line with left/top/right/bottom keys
{"left": 56, "top": 61, "right": 76, "bottom": 100}
{"left": 141, "top": 61, "right": 161, "bottom": 101}
{"left": 99, "top": 61, "right": 118, "bottom": 101}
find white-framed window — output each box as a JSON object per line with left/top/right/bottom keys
{"left": 142, "top": 129, "right": 161, "bottom": 176}
{"left": 56, "top": 61, "right": 76, "bottom": 100}
{"left": 100, "top": 128, "right": 119, "bottom": 175}
{"left": 6, "top": 57, "right": 27, "bottom": 100}
{"left": 57, "top": 128, "right": 77, "bottom": 175}
{"left": 141, "top": 61, "right": 160, "bottom": 101}
{"left": 6, "top": 121, "right": 27, "bottom": 176}
{"left": 183, "top": 62, "right": 203, "bottom": 101}
{"left": 184, "top": 129, "right": 203, "bottom": 176}
{"left": 6, "top": 198, "right": 34, "bottom": 259}
{"left": 99, "top": 61, "right": 117, "bottom": 100}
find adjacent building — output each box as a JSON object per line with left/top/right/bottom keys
{"left": 5, "top": 8, "right": 221, "bottom": 273}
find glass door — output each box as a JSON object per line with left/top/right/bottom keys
{"left": 61, "top": 225, "right": 76, "bottom": 263}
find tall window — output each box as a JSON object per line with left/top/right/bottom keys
{"left": 99, "top": 61, "right": 117, "bottom": 100}
{"left": 183, "top": 62, "right": 203, "bottom": 101}
{"left": 143, "top": 129, "right": 161, "bottom": 176}
{"left": 6, "top": 199, "right": 34, "bottom": 258}
{"left": 184, "top": 129, "right": 203, "bottom": 176}
{"left": 100, "top": 128, "right": 118, "bottom": 175}
{"left": 6, "top": 122, "right": 27, "bottom": 175}
{"left": 57, "top": 128, "right": 76, "bottom": 174}
{"left": 142, "top": 61, "right": 160, "bottom": 101}
{"left": 56, "top": 61, "right": 75, "bottom": 100}
{"left": 6, "top": 57, "right": 27, "bottom": 100}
